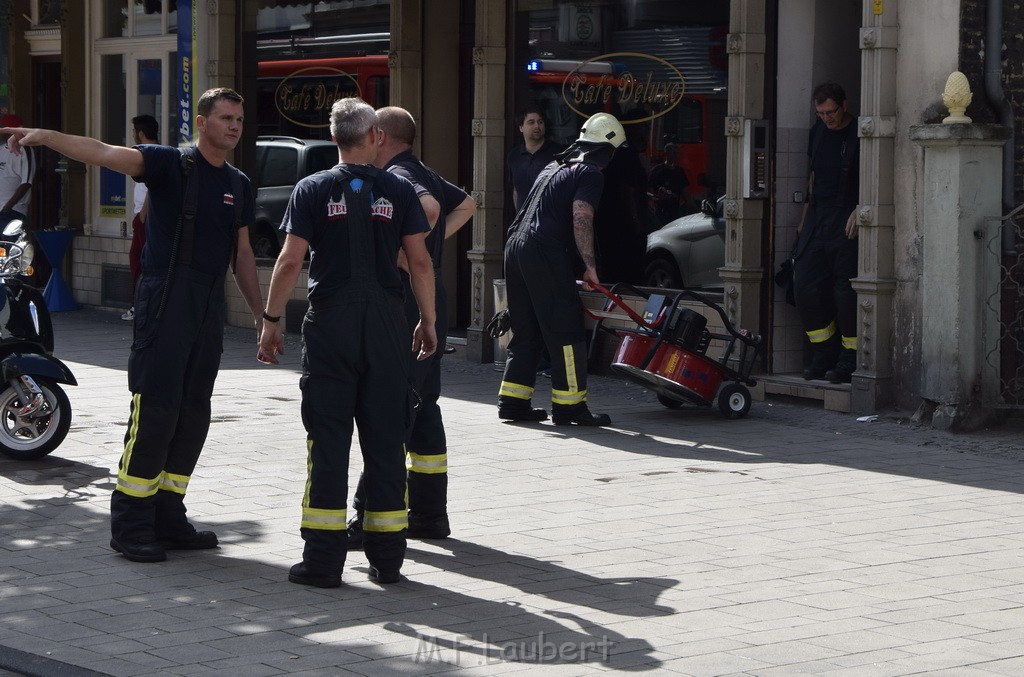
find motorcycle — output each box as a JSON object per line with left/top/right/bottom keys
{"left": 0, "top": 219, "right": 77, "bottom": 460}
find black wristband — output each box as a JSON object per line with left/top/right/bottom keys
{"left": 262, "top": 310, "right": 281, "bottom": 323}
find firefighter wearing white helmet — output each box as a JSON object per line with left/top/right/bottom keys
{"left": 496, "top": 112, "right": 625, "bottom": 426}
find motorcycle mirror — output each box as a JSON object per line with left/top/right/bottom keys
{"left": 2, "top": 219, "right": 24, "bottom": 238}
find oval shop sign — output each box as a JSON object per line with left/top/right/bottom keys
{"left": 561, "top": 52, "right": 686, "bottom": 124}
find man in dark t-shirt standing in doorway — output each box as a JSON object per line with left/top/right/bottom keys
{"left": 506, "top": 104, "right": 564, "bottom": 211}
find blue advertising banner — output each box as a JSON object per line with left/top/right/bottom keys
{"left": 99, "top": 167, "right": 127, "bottom": 218}
{"left": 177, "top": 0, "right": 196, "bottom": 146}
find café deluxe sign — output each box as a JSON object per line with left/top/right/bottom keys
{"left": 562, "top": 52, "right": 686, "bottom": 123}
{"left": 275, "top": 66, "right": 360, "bottom": 128}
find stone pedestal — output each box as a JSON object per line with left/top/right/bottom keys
{"left": 909, "top": 123, "right": 1009, "bottom": 429}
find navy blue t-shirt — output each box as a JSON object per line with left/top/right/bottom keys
{"left": 281, "top": 163, "right": 429, "bottom": 302}
{"left": 133, "top": 145, "right": 254, "bottom": 276}
{"left": 507, "top": 139, "right": 565, "bottom": 210}
{"left": 387, "top": 149, "right": 468, "bottom": 269}
{"left": 808, "top": 119, "right": 859, "bottom": 201}
{"left": 525, "top": 161, "right": 604, "bottom": 247}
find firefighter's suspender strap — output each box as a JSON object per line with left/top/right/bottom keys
{"left": 177, "top": 148, "right": 199, "bottom": 267}
{"left": 507, "top": 160, "right": 562, "bottom": 236}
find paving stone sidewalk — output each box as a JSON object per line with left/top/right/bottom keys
{"left": 2, "top": 308, "right": 1024, "bottom": 676}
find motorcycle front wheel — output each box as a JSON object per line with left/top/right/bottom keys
{"left": 0, "top": 378, "right": 72, "bottom": 461}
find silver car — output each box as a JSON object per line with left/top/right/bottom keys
{"left": 643, "top": 196, "right": 725, "bottom": 289}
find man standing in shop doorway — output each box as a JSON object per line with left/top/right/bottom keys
{"left": 793, "top": 81, "right": 860, "bottom": 384}
{"left": 507, "top": 105, "right": 564, "bottom": 211}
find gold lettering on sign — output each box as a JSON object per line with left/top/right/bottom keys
{"left": 561, "top": 52, "right": 686, "bottom": 124}
{"left": 275, "top": 67, "right": 361, "bottom": 129}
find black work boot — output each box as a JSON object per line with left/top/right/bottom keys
{"left": 154, "top": 490, "right": 219, "bottom": 550}
{"left": 408, "top": 513, "right": 451, "bottom": 540}
{"left": 289, "top": 528, "right": 344, "bottom": 588}
{"left": 110, "top": 491, "right": 166, "bottom": 563}
{"left": 552, "top": 403, "right": 611, "bottom": 427}
{"left": 497, "top": 396, "right": 548, "bottom": 422}
{"left": 803, "top": 336, "right": 839, "bottom": 380}
{"left": 825, "top": 349, "right": 856, "bottom": 384}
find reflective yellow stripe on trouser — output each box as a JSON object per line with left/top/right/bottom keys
{"left": 300, "top": 438, "right": 346, "bottom": 530}
{"left": 116, "top": 392, "right": 161, "bottom": 497}
{"left": 806, "top": 321, "right": 836, "bottom": 345}
{"left": 551, "top": 343, "right": 586, "bottom": 406}
{"left": 408, "top": 450, "right": 448, "bottom": 475}
{"left": 499, "top": 381, "right": 534, "bottom": 401}
{"left": 364, "top": 509, "right": 408, "bottom": 533}
{"left": 841, "top": 335, "right": 857, "bottom": 350}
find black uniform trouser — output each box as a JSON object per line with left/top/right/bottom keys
{"left": 300, "top": 299, "right": 412, "bottom": 574}
{"left": 499, "top": 233, "right": 589, "bottom": 408}
{"left": 354, "top": 269, "right": 448, "bottom": 521}
{"left": 113, "top": 268, "right": 225, "bottom": 541}
{"left": 793, "top": 203, "right": 858, "bottom": 351}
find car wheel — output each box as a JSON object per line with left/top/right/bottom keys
{"left": 643, "top": 255, "right": 683, "bottom": 289}
{"left": 250, "top": 224, "right": 279, "bottom": 259}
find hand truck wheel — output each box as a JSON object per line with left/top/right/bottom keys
{"left": 657, "top": 393, "right": 684, "bottom": 409}
{"left": 717, "top": 383, "right": 751, "bottom": 419}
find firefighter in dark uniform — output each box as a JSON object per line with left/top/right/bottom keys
{"left": 348, "top": 106, "right": 476, "bottom": 545}
{"left": 258, "top": 97, "right": 436, "bottom": 589}
{"left": 793, "top": 82, "right": 860, "bottom": 383}
{"left": 497, "top": 112, "right": 626, "bottom": 426}
{"left": 3, "top": 88, "right": 266, "bottom": 563}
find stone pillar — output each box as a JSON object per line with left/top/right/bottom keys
{"left": 909, "top": 123, "right": 1009, "bottom": 429}
{"left": 390, "top": 0, "right": 423, "bottom": 128}
{"left": 718, "top": 0, "right": 767, "bottom": 334}
{"left": 465, "top": 0, "right": 506, "bottom": 363}
{"left": 56, "top": 2, "right": 86, "bottom": 229}
{"left": 850, "top": 0, "right": 899, "bottom": 413}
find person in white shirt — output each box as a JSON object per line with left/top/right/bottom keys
{"left": 123, "top": 115, "right": 159, "bottom": 321}
{"left": 0, "top": 113, "right": 35, "bottom": 227}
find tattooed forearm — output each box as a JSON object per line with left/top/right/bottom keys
{"left": 572, "top": 200, "right": 597, "bottom": 269}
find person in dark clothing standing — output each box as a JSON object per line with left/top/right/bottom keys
{"left": 348, "top": 106, "right": 475, "bottom": 546}
{"left": 3, "top": 88, "right": 266, "bottom": 563}
{"left": 258, "top": 97, "right": 437, "bottom": 589}
{"left": 507, "top": 105, "right": 564, "bottom": 211}
{"left": 498, "top": 112, "right": 626, "bottom": 427}
{"left": 793, "top": 82, "right": 860, "bottom": 383}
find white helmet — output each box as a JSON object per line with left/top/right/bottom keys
{"left": 578, "top": 112, "right": 626, "bottom": 148}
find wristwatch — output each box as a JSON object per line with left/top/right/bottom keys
{"left": 262, "top": 310, "right": 281, "bottom": 323}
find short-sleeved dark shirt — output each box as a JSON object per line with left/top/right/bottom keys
{"left": 523, "top": 161, "right": 604, "bottom": 248}
{"left": 386, "top": 149, "right": 468, "bottom": 269}
{"left": 281, "top": 163, "right": 429, "bottom": 303}
{"left": 808, "top": 118, "right": 859, "bottom": 202}
{"left": 507, "top": 139, "right": 565, "bottom": 210}
{"left": 134, "top": 144, "right": 254, "bottom": 276}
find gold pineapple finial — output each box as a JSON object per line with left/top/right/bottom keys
{"left": 942, "top": 71, "right": 973, "bottom": 124}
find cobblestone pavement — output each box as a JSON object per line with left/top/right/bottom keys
{"left": 2, "top": 308, "right": 1024, "bottom": 676}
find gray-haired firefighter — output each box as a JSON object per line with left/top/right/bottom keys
{"left": 258, "top": 97, "right": 436, "bottom": 588}
{"left": 497, "top": 112, "right": 625, "bottom": 426}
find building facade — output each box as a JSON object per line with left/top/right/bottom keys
{"left": 2, "top": 0, "right": 1021, "bottom": 425}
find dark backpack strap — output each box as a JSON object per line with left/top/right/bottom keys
{"left": 154, "top": 147, "right": 197, "bottom": 320}
{"left": 507, "top": 160, "right": 562, "bottom": 237}
{"left": 177, "top": 146, "right": 200, "bottom": 267}
{"left": 227, "top": 163, "right": 244, "bottom": 274}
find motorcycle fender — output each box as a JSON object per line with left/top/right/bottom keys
{"left": 0, "top": 353, "right": 78, "bottom": 387}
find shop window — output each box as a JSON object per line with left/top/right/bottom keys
{"left": 100, "top": 0, "right": 177, "bottom": 38}
{"left": 34, "top": 0, "right": 60, "bottom": 25}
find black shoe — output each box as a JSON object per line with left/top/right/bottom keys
{"left": 346, "top": 514, "right": 364, "bottom": 550}
{"left": 552, "top": 404, "right": 611, "bottom": 427}
{"left": 110, "top": 537, "right": 167, "bottom": 563}
{"left": 288, "top": 561, "right": 341, "bottom": 588}
{"left": 498, "top": 405, "right": 548, "bottom": 422}
{"left": 159, "top": 530, "right": 219, "bottom": 550}
{"left": 444, "top": 344, "right": 456, "bottom": 355}
{"left": 802, "top": 366, "right": 827, "bottom": 380}
{"left": 825, "top": 363, "right": 854, "bottom": 384}
{"left": 368, "top": 566, "right": 401, "bottom": 584}
{"left": 408, "top": 515, "right": 450, "bottom": 540}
